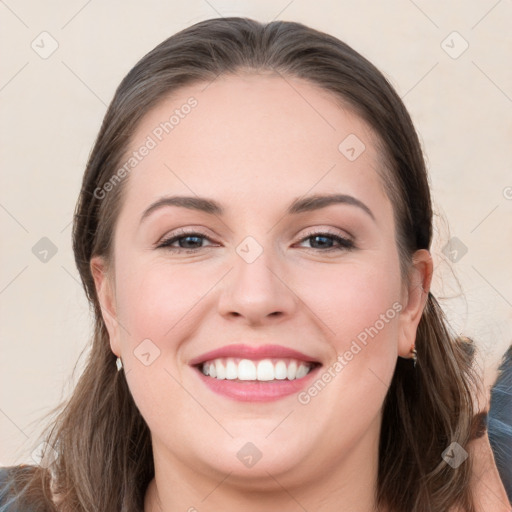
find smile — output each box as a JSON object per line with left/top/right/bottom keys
{"left": 190, "top": 344, "right": 322, "bottom": 402}
{"left": 201, "top": 358, "right": 314, "bottom": 381}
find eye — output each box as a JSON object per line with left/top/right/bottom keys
{"left": 296, "top": 230, "right": 355, "bottom": 252}
{"left": 156, "top": 228, "right": 355, "bottom": 253}
{"left": 156, "top": 230, "right": 216, "bottom": 253}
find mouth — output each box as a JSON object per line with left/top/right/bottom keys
{"left": 190, "top": 344, "right": 322, "bottom": 402}
{"left": 197, "top": 357, "right": 319, "bottom": 381}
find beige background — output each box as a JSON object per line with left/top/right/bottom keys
{"left": 1, "top": 0, "right": 511, "bottom": 465}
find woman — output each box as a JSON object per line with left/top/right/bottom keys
{"left": 0, "top": 17, "right": 510, "bottom": 512}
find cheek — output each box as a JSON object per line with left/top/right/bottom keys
{"left": 301, "top": 256, "right": 402, "bottom": 405}
{"left": 114, "top": 260, "right": 206, "bottom": 350}
{"left": 293, "top": 261, "right": 402, "bottom": 425}
{"left": 112, "top": 261, "right": 207, "bottom": 430}
{"left": 304, "top": 258, "right": 402, "bottom": 341}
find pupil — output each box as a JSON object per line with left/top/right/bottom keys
{"left": 181, "top": 236, "right": 201, "bottom": 248}
{"left": 313, "top": 235, "right": 332, "bottom": 248}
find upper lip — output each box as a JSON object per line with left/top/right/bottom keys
{"left": 189, "top": 343, "right": 321, "bottom": 366}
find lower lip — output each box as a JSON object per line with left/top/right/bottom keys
{"left": 193, "top": 365, "right": 322, "bottom": 402}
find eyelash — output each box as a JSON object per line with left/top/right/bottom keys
{"left": 156, "top": 228, "right": 355, "bottom": 253}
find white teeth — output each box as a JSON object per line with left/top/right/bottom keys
{"left": 215, "top": 359, "right": 226, "bottom": 380}
{"left": 225, "top": 360, "right": 237, "bottom": 380}
{"left": 200, "top": 358, "right": 314, "bottom": 381}
{"left": 287, "top": 361, "right": 297, "bottom": 380}
{"left": 296, "top": 364, "right": 308, "bottom": 379}
{"left": 274, "top": 361, "right": 287, "bottom": 380}
{"left": 238, "top": 359, "right": 256, "bottom": 380}
{"left": 256, "top": 359, "right": 275, "bottom": 381}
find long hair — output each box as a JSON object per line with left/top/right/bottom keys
{"left": 3, "top": 17, "right": 479, "bottom": 511}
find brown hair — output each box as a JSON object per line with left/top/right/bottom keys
{"left": 4, "top": 17, "right": 478, "bottom": 511}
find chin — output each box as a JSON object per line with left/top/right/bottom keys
{"left": 188, "top": 425, "right": 318, "bottom": 484}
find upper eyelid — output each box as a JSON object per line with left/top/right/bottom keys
{"left": 157, "top": 227, "right": 354, "bottom": 247}
{"left": 300, "top": 226, "right": 354, "bottom": 241}
{"left": 157, "top": 227, "right": 216, "bottom": 243}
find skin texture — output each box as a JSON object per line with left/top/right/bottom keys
{"left": 91, "top": 73, "right": 435, "bottom": 512}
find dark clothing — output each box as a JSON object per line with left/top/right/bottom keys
{"left": 488, "top": 345, "right": 512, "bottom": 503}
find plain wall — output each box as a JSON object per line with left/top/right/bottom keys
{"left": 1, "top": 0, "right": 511, "bottom": 465}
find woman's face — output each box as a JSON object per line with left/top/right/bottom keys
{"left": 92, "top": 73, "right": 430, "bottom": 489}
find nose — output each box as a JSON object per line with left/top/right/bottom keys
{"left": 217, "top": 240, "right": 298, "bottom": 325}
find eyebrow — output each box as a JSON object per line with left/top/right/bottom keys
{"left": 140, "top": 193, "right": 375, "bottom": 223}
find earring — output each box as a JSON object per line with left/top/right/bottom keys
{"left": 116, "top": 356, "right": 123, "bottom": 372}
{"left": 410, "top": 344, "right": 417, "bottom": 368}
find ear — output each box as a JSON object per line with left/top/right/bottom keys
{"left": 397, "top": 249, "right": 433, "bottom": 358}
{"left": 90, "top": 255, "right": 121, "bottom": 357}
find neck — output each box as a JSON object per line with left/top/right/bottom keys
{"left": 144, "top": 416, "right": 386, "bottom": 512}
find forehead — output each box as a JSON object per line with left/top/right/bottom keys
{"left": 117, "top": 73, "right": 390, "bottom": 222}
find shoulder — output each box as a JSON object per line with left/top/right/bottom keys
{"left": 488, "top": 346, "right": 512, "bottom": 503}
{"left": 0, "top": 465, "right": 38, "bottom": 511}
